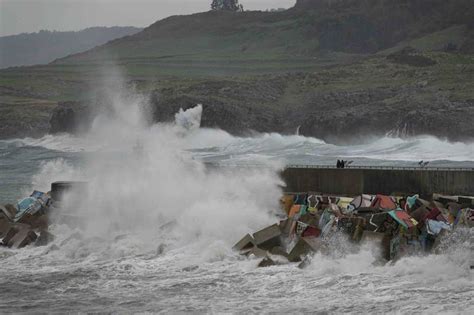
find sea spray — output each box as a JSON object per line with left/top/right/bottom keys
{"left": 33, "top": 70, "right": 283, "bottom": 258}
{"left": 1, "top": 75, "right": 474, "bottom": 313}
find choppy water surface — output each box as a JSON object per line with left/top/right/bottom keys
{"left": 1, "top": 85, "right": 473, "bottom": 313}
{"left": 1, "top": 131, "right": 473, "bottom": 313}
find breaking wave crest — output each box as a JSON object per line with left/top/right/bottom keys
{"left": 1, "top": 68, "right": 473, "bottom": 313}
{"left": 3, "top": 132, "right": 473, "bottom": 165}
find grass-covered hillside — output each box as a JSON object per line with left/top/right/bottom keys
{"left": 1, "top": 0, "right": 473, "bottom": 141}
{"left": 0, "top": 27, "right": 142, "bottom": 69}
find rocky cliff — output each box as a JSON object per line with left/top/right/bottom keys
{"left": 49, "top": 53, "right": 474, "bottom": 144}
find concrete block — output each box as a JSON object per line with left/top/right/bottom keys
{"left": 362, "top": 212, "right": 389, "bottom": 232}
{"left": 270, "top": 246, "right": 288, "bottom": 258}
{"left": 298, "top": 213, "right": 319, "bottom": 227}
{"left": 7, "top": 229, "right": 37, "bottom": 249}
{"left": 233, "top": 233, "right": 256, "bottom": 251}
{"left": 252, "top": 224, "right": 282, "bottom": 250}
{"left": 361, "top": 231, "right": 385, "bottom": 244}
{"left": 0, "top": 219, "right": 10, "bottom": 238}
{"left": 4, "top": 204, "right": 17, "bottom": 218}
{"left": 280, "top": 195, "right": 294, "bottom": 214}
{"left": 16, "top": 212, "right": 49, "bottom": 230}
{"left": 302, "top": 226, "right": 321, "bottom": 238}
{"left": 0, "top": 206, "right": 14, "bottom": 238}
{"left": 50, "top": 181, "right": 87, "bottom": 202}
{"left": 433, "top": 194, "right": 459, "bottom": 205}
{"left": 410, "top": 206, "right": 430, "bottom": 223}
{"left": 279, "top": 219, "right": 292, "bottom": 236}
{"left": 1, "top": 226, "right": 19, "bottom": 246}
{"left": 0, "top": 205, "right": 15, "bottom": 221}
{"left": 35, "top": 230, "right": 55, "bottom": 247}
{"left": 288, "top": 237, "right": 323, "bottom": 262}
{"left": 415, "top": 198, "right": 431, "bottom": 208}
{"left": 458, "top": 197, "right": 474, "bottom": 206}
{"left": 244, "top": 246, "right": 268, "bottom": 258}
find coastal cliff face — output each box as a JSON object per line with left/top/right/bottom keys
{"left": 48, "top": 63, "right": 474, "bottom": 144}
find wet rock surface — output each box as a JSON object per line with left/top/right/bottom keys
{"left": 47, "top": 78, "right": 474, "bottom": 144}
{"left": 234, "top": 192, "right": 473, "bottom": 268}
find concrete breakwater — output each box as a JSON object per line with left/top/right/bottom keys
{"left": 281, "top": 166, "right": 474, "bottom": 196}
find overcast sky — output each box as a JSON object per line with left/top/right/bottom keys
{"left": 0, "top": 0, "right": 296, "bottom": 36}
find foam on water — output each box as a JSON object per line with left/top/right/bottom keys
{"left": 5, "top": 131, "right": 474, "bottom": 166}
{"left": 1, "top": 69, "right": 473, "bottom": 312}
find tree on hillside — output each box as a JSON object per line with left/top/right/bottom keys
{"left": 211, "top": 0, "right": 244, "bottom": 12}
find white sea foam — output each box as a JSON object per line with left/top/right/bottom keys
{"left": 1, "top": 68, "right": 473, "bottom": 313}
{"left": 27, "top": 70, "right": 282, "bottom": 256}
{"left": 5, "top": 131, "right": 473, "bottom": 165}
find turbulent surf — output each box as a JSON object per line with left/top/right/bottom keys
{"left": 0, "top": 78, "right": 473, "bottom": 313}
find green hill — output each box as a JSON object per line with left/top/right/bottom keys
{"left": 0, "top": 27, "right": 142, "bottom": 69}
{"left": 53, "top": 0, "right": 474, "bottom": 66}
{"left": 1, "top": 0, "right": 474, "bottom": 141}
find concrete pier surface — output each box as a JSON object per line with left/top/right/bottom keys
{"left": 281, "top": 165, "right": 474, "bottom": 196}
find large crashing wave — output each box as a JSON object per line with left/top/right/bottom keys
{"left": 1, "top": 70, "right": 473, "bottom": 313}
{"left": 23, "top": 73, "right": 282, "bottom": 259}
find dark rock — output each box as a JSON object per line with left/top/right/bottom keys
{"left": 182, "top": 265, "right": 199, "bottom": 272}
{"left": 297, "top": 255, "right": 313, "bottom": 269}
{"left": 257, "top": 257, "right": 277, "bottom": 268}
{"left": 44, "top": 78, "right": 474, "bottom": 145}
{"left": 49, "top": 101, "right": 92, "bottom": 134}
{"left": 157, "top": 243, "right": 166, "bottom": 255}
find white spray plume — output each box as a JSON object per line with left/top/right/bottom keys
{"left": 175, "top": 105, "right": 202, "bottom": 131}
{"left": 38, "top": 67, "right": 282, "bottom": 258}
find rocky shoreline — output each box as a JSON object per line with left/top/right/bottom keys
{"left": 46, "top": 77, "right": 474, "bottom": 144}
{"left": 2, "top": 51, "right": 474, "bottom": 143}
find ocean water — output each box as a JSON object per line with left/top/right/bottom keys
{"left": 1, "top": 77, "right": 473, "bottom": 313}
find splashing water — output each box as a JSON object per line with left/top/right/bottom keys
{"left": 0, "top": 69, "right": 473, "bottom": 313}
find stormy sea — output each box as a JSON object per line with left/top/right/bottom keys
{"left": 1, "top": 82, "right": 473, "bottom": 313}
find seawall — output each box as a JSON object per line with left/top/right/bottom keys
{"left": 281, "top": 166, "right": 474, "bottom": 196}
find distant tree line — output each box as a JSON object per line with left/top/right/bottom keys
{"left": 211, "top": 0, "right": 243, "bottom": 12}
